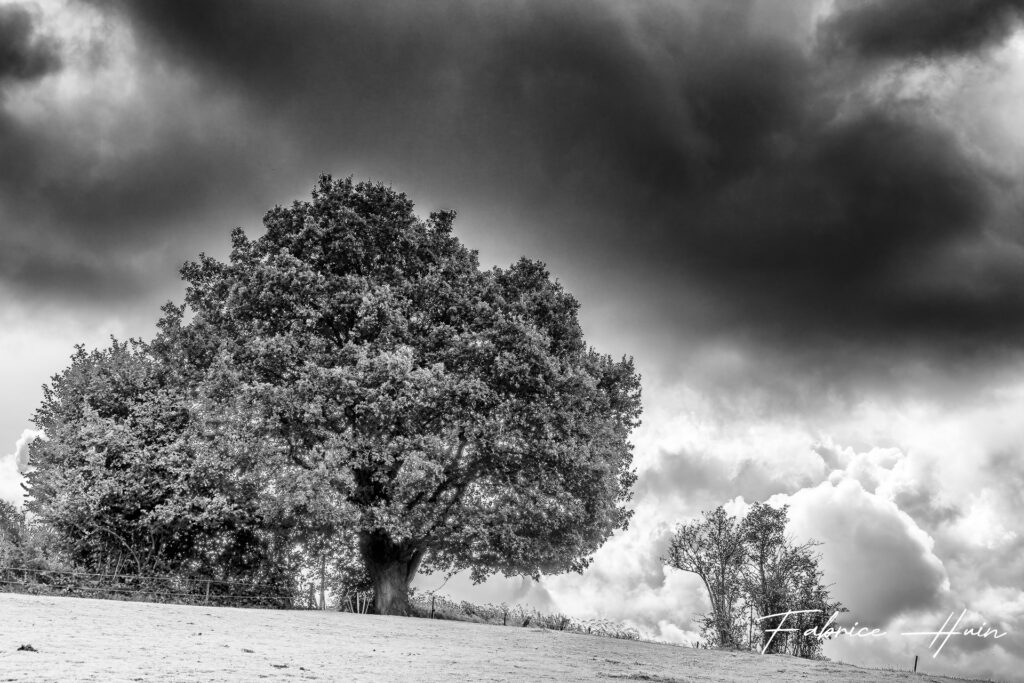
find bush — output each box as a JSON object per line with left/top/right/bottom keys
{"left": 1, "top": 503, "right": 71, "bottom": 576}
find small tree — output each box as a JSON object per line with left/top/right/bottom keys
{"left": 665, "top": 506, "right": 747, "bottom": 647}
{"left": 667, "top": 502, "right": 845, "bottom": 656}
{"left": 772, "top": 544, "right": 846, "bottom": 659}
{"left": 741, "top": 501, "right": 797, "bottom": 653}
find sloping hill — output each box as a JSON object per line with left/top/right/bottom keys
{"left": 0, "top": 593, "right": 986, "bottom": 682}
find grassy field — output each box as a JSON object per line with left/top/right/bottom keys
{"left": 0, "top": 593, "right": 992, "bottom": 682}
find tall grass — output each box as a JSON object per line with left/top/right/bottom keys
{"left": 405, "top": 591, "right": 641, "bottom": 640}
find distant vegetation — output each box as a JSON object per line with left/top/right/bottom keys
{"left": 1, "top": 500, "right": 64, "bottom": 575}
{"left": 406, "top": 591, "right": 641, "bottom": 640}
{"left": 665, "top": 502, "right": 845, "bottom": 658}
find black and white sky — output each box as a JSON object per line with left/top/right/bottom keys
{"left": 2, "top": 1, "right": 1024, "bottom": 677}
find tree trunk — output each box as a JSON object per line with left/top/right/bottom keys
{"left": 358, "top": 531, "right": 424, "bottom": 616}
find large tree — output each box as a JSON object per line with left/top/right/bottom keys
{"left": 172, "top": 175, "right": 641, "bottom": 614}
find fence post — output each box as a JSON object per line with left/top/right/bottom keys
{"left": 913, "top": 655, "right": 918, "bottom": 673}
{"left": 319, "top": 556, "right": 326, "bottom": 611}
{"left": 204, "top": 580, "right": 210, "bottom": 605}
{"left": 431, "top": 594, "right": 436, "bottom": 619}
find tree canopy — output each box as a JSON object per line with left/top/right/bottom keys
{"left": 25, "top": 175, "right": 642, "bottom": 615}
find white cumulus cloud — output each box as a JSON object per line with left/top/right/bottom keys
{"left": 782, "top": 478, "right": 949, "bottom": 626}
{"left": 0, "top": 428, "right": 43, "bottom": 507}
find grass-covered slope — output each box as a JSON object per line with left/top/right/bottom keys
{"left": 0, "top": 593, "right": 989, "bottom": 682}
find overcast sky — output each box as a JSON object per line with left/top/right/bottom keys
{"left": 3, "top": 0, "right": 1024, "bottom": 677}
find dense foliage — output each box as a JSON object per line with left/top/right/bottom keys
{"left": 23, "top": 175, "right": 641, "bottom": 614}
{"left": 21, "top": 338, "right": 313, "bottom": 596}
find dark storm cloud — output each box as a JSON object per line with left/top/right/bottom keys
{"left": 0, "top": 2, "right": 296, "bottom": 311}
{"left": 0, "top": 103, "right": 278, "bottom": 310}
{"left": 7, "top": 0, "right": 1024, "bottom": 388}
{"left": 0, "top": 3, "right": 60, "bottom": 84}
{"left": 822, "top": 0, "right": 1024, "bottom": 59}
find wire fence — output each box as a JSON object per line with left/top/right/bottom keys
{"left": 1, "top": 565, "right": 642, "bottom": 642}
{"left": 0, "top": 565, "right": 301, "bottom": 609}
{"left": 0, "top": 565, "right": 381, "bottom": 613}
